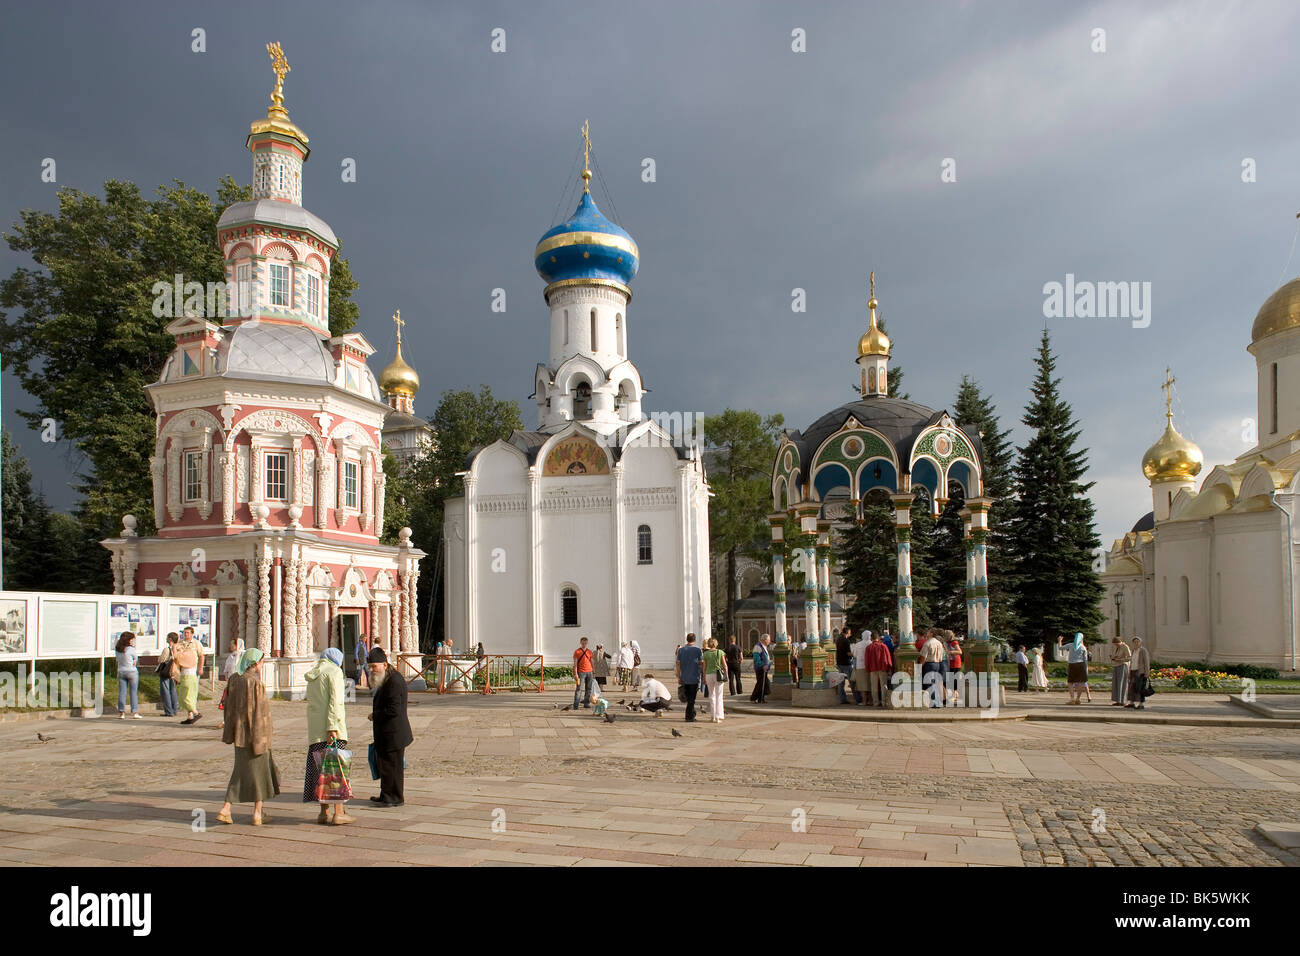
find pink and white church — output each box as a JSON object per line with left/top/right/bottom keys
{"left": 101, "top": 47, "right": 425, "bottom": 695}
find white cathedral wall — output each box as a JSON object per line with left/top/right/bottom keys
{"left": 1152, "top": 523, "right": 1211, "bottom": 663}
{"left": 1210, "top": 514, "right": 1287, "bottom": 666}
{"left": 540, "top": 505, "right": 614, "bottom": 660}
{"left": 476, "top": 512, "right": 530, "bottom": 654}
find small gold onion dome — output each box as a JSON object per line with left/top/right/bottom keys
{"left": 858, "top": 297, "right": 891, "bottom": 357}
{"left": 378, "top": 343, "right": 420, "bottom": 397}
{"left": 1252, "top": 276, "right": 1300, "bottom": 344}
{"left": 1141, "top": 419, "right": 1203, "bottom": 482}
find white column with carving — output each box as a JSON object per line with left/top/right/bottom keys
{"left": 316, "top": 450, "right": 331, "bottom": 529}
{"left": 149, "top": 455, "right": 166, "bottom": 529}
{"left": 256, "top": 543, "right": 272, "bottom": 652}
{"left": 361, "top": 451, "right": 374, "bottom": 533}
{"left": 220, "top": 450, "right": 235, "bottom": 525}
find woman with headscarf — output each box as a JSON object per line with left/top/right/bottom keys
{"left": 304, "top": 647, "right": 353, "bottom": 825}
{"left": 1126, "top": 637, "right": 1150, "bottom": 710}
{"left": 1066, "top": 633, "right": 1091, "bottom": 704}
{"left": 217, "top": 648, "right": 279, "bottom": 825}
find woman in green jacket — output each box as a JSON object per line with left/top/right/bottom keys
{"left": 304, "top": 648, "right": 352, "bottom": 825}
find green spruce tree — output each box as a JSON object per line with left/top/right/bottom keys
{"left": 1005, "top": 330, "right": 1104, "bottom": 644}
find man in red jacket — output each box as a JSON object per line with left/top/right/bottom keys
{"left": 573, "top": 637, "right": 596, "bottom": 709}
{"left": 865, "top": 632, "right": 894, "bottom": 709}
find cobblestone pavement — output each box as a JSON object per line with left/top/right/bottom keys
{"left": 0, "top": 689, "right": 1297, "bottom": 867}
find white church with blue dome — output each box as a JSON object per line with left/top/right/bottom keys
{"left": 442, "top": 129, "right": 712, "bottom": 665}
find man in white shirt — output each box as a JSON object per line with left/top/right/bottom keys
{"left": 639, "top": 672, "right": 672, "bottom": 716}
{"left": 852, "top": 630, "right": 871, "bottom": 705}
{"left": 1013, "top": 645, "right": 1030, "bottom": 693}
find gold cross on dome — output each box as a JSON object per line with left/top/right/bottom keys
{"left": 581, "top": 119, "right": 592, "bottom": 193}
{"left": 1161, "top": 367, "right": 1175, "bottom": 421}
{"left": 869, "top": 271, "right": 875, "bottom": 299}
{"left": 267, "top": 42, "right": 290, "bottom": 109}
{"left": 393, "top": 309, "right": 404, "bottom": 347}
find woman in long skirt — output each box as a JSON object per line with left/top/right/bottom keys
{"left": 304, "top": 648, "right": 352, "bottom": 825}
{"left": 217, "top": 648, "right": 279, "bottom": 825}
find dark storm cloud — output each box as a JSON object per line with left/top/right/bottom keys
{"left": 1, "top": 0, "right": 1296, "bottom": 546}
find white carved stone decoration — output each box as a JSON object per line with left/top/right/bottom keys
{"left": 297, "top": 561, "right": 310, "bottom": 655}
{"left": 375, "top": 470, "right": 386, "bottom": 536}
{"left": 111, "top": 554, "right": 124, "bottom": 595}
{"left": 218, "top": 403, "right": 241, "bottom": 433}
{"left": 361, "top": 452, "right": 373, "bottom": 532}
{"left": 316, "top": 454, "right": 332, "bottom": 529}
{"left": 284, "top": 558, "right": 299, "bottom": 656}
{"left": 149, "top": 457, "right": 166, "bottom": 528}
{"left": 220, "top": 452, "right": 235, "bottom": 524}
{"left": 373, "top": 569, "right": 393, "bottom": 591}
{"left": 301, "top": 448, "right": 315, "bottom": 507}
{"left": 291, "top": 437, "right": 304, "bottom": 508}
{"left": 166, "top": 439, "right": 183, "bottom": 522}
{"left": 237, "top": 444, "right": 250, "bottom": 503}
{"left": 244, "top": 560, "right": 257, "bottom": 646}
{"left": 214, "top": 560, "right": 245, "bottom": 587}
{"left": 169, "top": 563, "right": 198, "bottom": 587}
{"left": 256, "top": 551, "right": 272, "bottom": 651}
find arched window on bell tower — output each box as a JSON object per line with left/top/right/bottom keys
{"left": 573, "top": 380, "right": 592, "bottom": 420}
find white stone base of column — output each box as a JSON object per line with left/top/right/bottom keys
{"left": 264, "top": 657, "right": 319, "bottom": 700}
{"left": 791, "top": 685, "right": 839, "bottom": 708}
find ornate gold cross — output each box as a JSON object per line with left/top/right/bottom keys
{"left": 393, "top": 309, "right": 404, "bottom": 347}
{"left": 1161, "top": 367, "right": 1175, "bottom": 420}
{"left": 267, "top": 42, "right": 290, "bottom": 110}
{"left": 581, "top": 119, "right": 592, "bottom": 193}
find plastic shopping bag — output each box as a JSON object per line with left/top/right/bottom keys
{"left": 315, "top": 742, "right": 354, "bottom": 803}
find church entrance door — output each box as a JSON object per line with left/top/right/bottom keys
{"left": 339, "top": 613, "right": 361, "bottom": 679}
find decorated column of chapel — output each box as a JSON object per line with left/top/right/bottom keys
{"left": 442, "top": 124, "right": 712, "bottom": 666}
{"left": 101, "top": 45, "right": 425, "bottom": 696}
{"left": 768, "top": 276, "right": 994, "bottom": 705}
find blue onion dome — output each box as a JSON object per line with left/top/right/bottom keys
{"left": 534, "top": 191, "right": 639, "bottom": 293}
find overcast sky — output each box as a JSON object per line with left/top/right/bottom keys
{"left": 1, "top": 0, "right": 1296, "bottom": 549}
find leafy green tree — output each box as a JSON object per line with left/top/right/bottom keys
{"left": 0, "top": 176, "right": 359, "bottom": 590}
{"left": 1005, "top": 330, "right": 1104, "bottom": 644}
{"left": 401, "top": 386, "right": 523, "bottom": 648}
{"left": 951, "top": 375, "right": 1020, "bottom": 641}
{"left": 702, "top": 409, "right": 783, "bottom": 639}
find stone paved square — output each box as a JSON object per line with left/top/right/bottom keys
{"left": 1, "top": 687, "right": 1298, "bottom": 867}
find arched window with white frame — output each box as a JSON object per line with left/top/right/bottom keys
{"left": 637, "top": 524, "right": 652, "bottom": 564}
{"left": 559, "top": 585, "right": 579, "bottom": 627}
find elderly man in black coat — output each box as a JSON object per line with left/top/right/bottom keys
{"left": 366, "top": 647, "right": 413, "bottom": 807}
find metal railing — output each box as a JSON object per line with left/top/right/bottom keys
{"left": 394, "top": 654, "right": 546, "bottom": 694}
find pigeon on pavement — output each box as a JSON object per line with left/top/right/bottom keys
{"left": 36, "top": 733, "right": 54, "bottom": 742}
{"left": 671, "top": 728, "right": 683, "bottom": 737}
{"left": 603, "top": 713, "right": 617, "bottom": 723}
